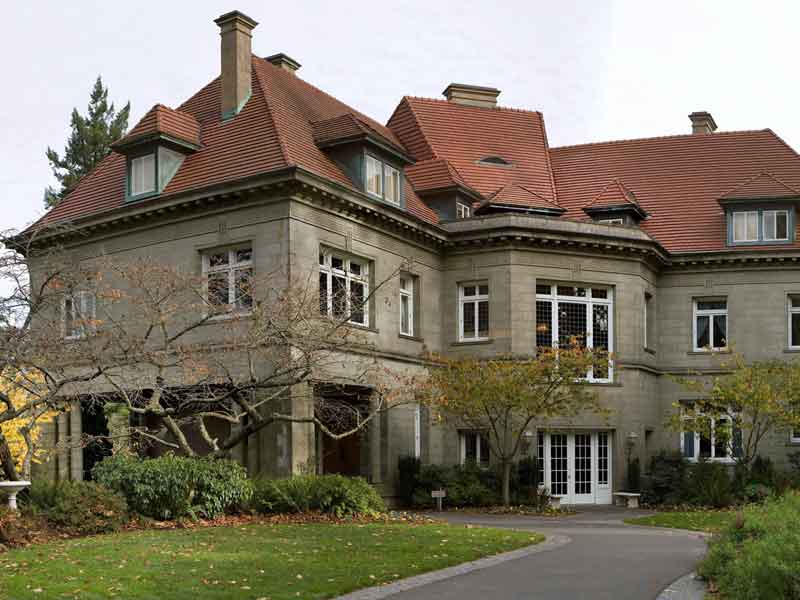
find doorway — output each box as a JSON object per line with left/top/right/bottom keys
{"left": 540, "top": 431, "right": 612, "bottom": 505}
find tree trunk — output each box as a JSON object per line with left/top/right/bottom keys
{"left": 0, "top": 431, "right": 20, "bottom": 481}
{"left": 502, "top": 460, "right": 512, "bottom": 507}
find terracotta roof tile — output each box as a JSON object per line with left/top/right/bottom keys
{"left": 550, "top": 130, "right": 800, "bottom": 253}
{"left": 584, "top": 178, "right": 641, "bottom": 210}
{"left": 719, "top": 171, "right": 800, "bottom": 200}
{"left": 404, "top": 158, "right": 476, "bottom": 196}
{"left": 114, "top": 104, "right": 201, "bottom": 149}
{"left": 483, "top": 183, "right": 563, "bottom": 212}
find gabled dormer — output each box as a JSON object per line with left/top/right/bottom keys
{"left": 477, "top": 183, "right": 565, "bottom": 217}
{"left": 111, "top": 104, "right": 201, "bottom": 201}
{"left": 404, "top": 158, "right": 481, "bottom": 220}
{"left": 583, "top": 178, "right": 647, "bottom": 226}
{"left": 311, "top": 113, "right": 413, "bottom": 210}
{"left": 719, "top": 172, "right": 800, "bottom": 246}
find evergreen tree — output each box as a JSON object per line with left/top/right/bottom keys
{"left": 43, "top": 76, "right": 130, "bottom": 208}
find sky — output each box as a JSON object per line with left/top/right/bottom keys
{"left": 3, "top": 0, "right": 800, "bottom": 233}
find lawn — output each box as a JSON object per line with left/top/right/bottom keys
{"left": 0, "top": 522, "right": 542, "bottom": 599}
{"left": 625, "top": 510, "right": 736, "bottom": 533}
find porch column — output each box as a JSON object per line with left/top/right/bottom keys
{"left": 56, "top": 412, "right": 69, "bottom": 482}
{"left": 290, "top": 382, "right": 315, "bottom": 474}
{"left": 69, "top": 401, "right": 83, "bottom": 480}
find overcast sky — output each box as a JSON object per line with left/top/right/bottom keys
{"left": 3, "top": 1, "right": 799, "bottom": 233}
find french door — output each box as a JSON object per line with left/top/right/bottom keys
{"left": 542, "top": 431, "right": 612, "bottom": 505}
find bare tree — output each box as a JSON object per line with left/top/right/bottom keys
{"left": 0, "top": 227, "right": 413, "bottom": 479}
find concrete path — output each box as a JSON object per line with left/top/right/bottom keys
{"left": 388, "top": 507, "right": 708, "bottom": 600}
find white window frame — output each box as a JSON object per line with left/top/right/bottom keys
{"left": 788, "top": 295, "right": 800, "bottom": 349}
{"left": 399, "top": 275, "right": 414, "bottom": 336}
{"left": 459, "top": 430, "right": 490, "bottom": 467}
{"left": 456, "top": 202, "right": 471, "bottom": 219}
{"left": 598, "top": 218, "right": 624, "bottom": 225}
{"left": 365, "top": 154, "right": 383, "bottom": 198}
{"left": 732, "top": 210, "right": 759, "bottom": 243}
{"left": 791, "top": 426, "right": 800, "bottom": 444}
{"left": 681, "top": 411, "right": 739, "bottom": 463}
{"left": 63, "top": 290, "right": 96, "bottom": 340}
{"left": 319, "top": 250, "right": 370, "bottom": 327}
{"left": 458, "top": 282, "right": 489, "bottom": 342}
{"left": 764, "top": 209, "right": 789, "bottom": 241}
{"left": 535, "top": 284, "right": 614, "bottom": 383}
{"left": 130, "top": 153, "right": 156, "bottom": 196}
{"left": 202, "top": 246, "right": 254, "bottom": 315}
{"left": 384, "top": 164, "right": 401, "bottom": 205}
{"left": 693, "top": 299, "right": 728, "bottom": 352}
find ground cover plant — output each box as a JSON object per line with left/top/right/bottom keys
{"left": 625, "top": 509, "right": 736, "bottom": 533}
{"left": 0, "top": 521, "right": 542, "bottom": 600}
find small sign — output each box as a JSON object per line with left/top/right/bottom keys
{"left": 431, "top": 489, "right": 446, "bottom": 499}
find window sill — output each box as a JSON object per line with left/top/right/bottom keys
{"left": 345, "top": 322, "right": 379, "bottom": 334}
{"left": 205, "top": 311, "right": 253, "bottom": 322}
{"left": 687, "top": 349, "right": 731, "bottom": 356}
{"left": 451, "top": 338, "right": 493, "bottom": 347}
{"left": 784, "top": 348, "right": 800, "bottom": 354}
{"left": 687, "top": 457, "right": 736, "bottom": 465}
{"left": 643, "top": 347, "right": 656, "bottom": 355}
{"left": 399, "top": 333, "right": 424, "bottom": 342}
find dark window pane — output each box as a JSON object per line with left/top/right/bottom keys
{"left": 463, "top": 302, "right": 475, "bottom": 337}
{"left": 477, "top": 300, "right": 489, "bottom": 337}
{"left": 697, "top": 300, "right": 726, "bottom": 311}
{"left": 332, "top": 275, "right": 347, "bottom": 318}
{"left": 319, "top": 273, "right": 328, "bottom": 315}
{"left": 558, "top": 301, "right": 587, "bottom": 347}
{"left": 593, "top": 304, "right": 610, "bottom": 378}
{"left": 350, "top": 281, "right": 365, "bottom": 324}
{"left": 463, "top": 285, "right": 476, "bottom": 297}
{"left": 479, "top": 284, "right": 489, "bottom": 296}
{"left": 536, "top": 284, "right": 551, "bottom": 295}
{"left": 776, "top": 211, "right": 788, "bottom": 239}
{"left": 713, "top": 315, "right": 727, "bottom": 348}
{"left": 208, "top": 272, "right": 229, "bottom": 306}
{"left": 733, "top": 427, "right": 743, "bottom": 458}
{"left": 536, "top": 300, "right": 552, "bottom": 347}
{"left": 714, "top": 419, "right": 729, "bottom": 458}
{"left": 349, "top": 262, "right": 362, "bottom": 276}
{"left": 696, "top": 315, "right": 710, "bottom": 349}
{"left": 208, "top": 252, "right": 228, "bottom": 268}
{"left": 465, "top": 432, "right": 477, "bottom": 462}
{"left": 792, "top": 313, "right": 800, "bottom": 347}
{"left": 557, "top": 286, "right": 586, "bottom": 297}
{"left": 683, "top": 431, "right": 695, "bottom": 458}
{"left": 235, "top": 248, "right": 252, "bottom": 263}
{"left": 234, "top": 268, "right": 253, "bottom": 310}
{"left": 591, "top": 288, "right": 608, "bottom": 299}
{"left": 479, "top": 434, "right": 490, "bottom": 466}
{"left": 331, "top": 256, "right": 344, "bottom": 271}
{"left": 536, "top": 432, "right": 545, "bottom": 485}
{"left": 699, "top": 432, "right": 712, "bottom": 458}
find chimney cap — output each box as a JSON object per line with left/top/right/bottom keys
{"left": 265, "top": 53, "right": 302, "bottom": 72}
{"left": 688, "top": 111, "right": 717, "bottom": 134}
{"left": 214, "top": 10, "right": 258, "bottom": 29}
{"left": 443, "top": 83, "right": 501, "bottom": 108}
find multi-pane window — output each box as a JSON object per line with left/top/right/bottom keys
{"left": 598, "top": 431, "right": 609, "bottom": 485}
{"left": 459, "top": 283, "right": 489, "bottom": 341}
{"left": 204, "top": 247, "right": 254, "bottom": 313}
{"left": 456, "top": 202, "right": 471, "bottom": 219}
{"left": 536, "top": 431, "right": 545, "bottom": 485}
{"left": 63, "top": 291, "right": 96, "bottom": 339}
{"left": 731, "top": 208, "right": 791, "bottom": 244}
{"left": 365, "top": 154, "right": 401, "bottom": 206}
{"left": 788, "top": 295, "right": 800, "bottom": 349}
{"left": 643, "top": 293, "right": 652, "bottom": 348}
{"left": 682, "top": 413, "right": 742, "bottom": 462}
{"left": 130, "top": 154, "right": 156, "bottom": 196}
{"left": 792, "top": 426, "right": 800, "bottom": 444}
{"left": 319, "top": 251, "right": 369, "bottom": 327}
{"left": 598, "top": 218, "right": 624, "bottom": 225}
{"left": 535, "top": 284, "right": 613, "bottom": 382}
{"left": 694, "top": 299, "right": 727, "bottom": 351}
{"left": 460, "top": 430, "right": 490, "bottom": 468}
{"left": 399, "top": 275, "right": 415, "bottom": 336}
{"left": 365, "top": 155, "right": 383, "bottom": 197}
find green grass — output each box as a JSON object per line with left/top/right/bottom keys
{"left": 0, "top": 522, "right": 542, "bottom": 599}
{"left": 625, "top": 510, "right": 736, "bottom": 533}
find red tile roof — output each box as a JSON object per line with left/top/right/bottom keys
{"left": 584, "top": 178, "right": 641, "bottom": 211}
{"left": 310, "top": 112, "right": 407, "bottom": 156}
{"left": 549, "top": 130, "right": 800, "bottom": 253}
{"left": 404, "top": 158, "right": 477, "bottom": 196}
{"left": 719, "top": 171, "right": 800, "bottom": 201}
{"left": 113, "top": 104, "right": 201, "bottom": 150}
{"left": 483, "top": 183, "right": 563, "bottom": 212}
{"left": 387, "top": 97, "right": 559, "bottom": 210}
{"left": 38, "top": 56, "right": 436, "bottom": 228}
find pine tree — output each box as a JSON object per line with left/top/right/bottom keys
{"left": 43, "top": 76, "right": 130, "bottom": 208}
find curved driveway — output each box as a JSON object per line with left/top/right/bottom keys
{"left": 393, "top": 508, "right": 707, "bottom": 600}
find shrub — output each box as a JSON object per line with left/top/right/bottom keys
{"left": 252, "top": 475, "right": 385, "bottom": 517}
{"left": 700, "top": 492, "right": 800, "bottom": 599}
{"left": 749, "top": 455, "right": 777, "bottom": 487}
{"left": 641, "top": 450, "right": 690, "bottom": 505}
{"left": 93, "top": 454, "right": 252, "bottom": 520}
{"left": 25, "top": 480, "right": 128, "bottom": 535}
{"left": 410, "top": 463, "right": 497, "bottom": 508}
{"left": 742, "top": 483, "right": 773, "bottom": 504}
{"left": 396, "top": 456, "right": 421, "bottom": 507}
{"left": 689, "top": 459, "right": 733, "bottom": 508}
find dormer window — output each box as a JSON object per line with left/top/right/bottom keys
{"left": 728, "top": 208, "right": 792, "bottom": 245}
{"left": 456, "top": 202, "right": 471, "bottom": 219}
{"left": 477, "top": 155, "right": 512, "bottom": 167}
{"left": 126, "top": 147, "right": 187, "bottom": 200}
{"left": 130, "top": 154, "right": 156, "bottom": 196}
{"left": 365, "top": 154, "right": 402, "bottom": 206}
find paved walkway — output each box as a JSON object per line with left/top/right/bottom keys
{"left": 388, "top": 507, "right": 708, "bottom": 600}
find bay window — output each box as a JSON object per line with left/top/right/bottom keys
{"left": 319, "top": 250, "right": 369, "bottom": 327}
{"left": 535, "top": 284, "right": 613, "bottom": 382}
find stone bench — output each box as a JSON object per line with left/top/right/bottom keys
{"left": 613, "top": 492, "right": 641, "bottom": 509}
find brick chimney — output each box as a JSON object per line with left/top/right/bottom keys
{"left": 443, "top": 83, "right": 500, "bottom": 108}
{"left": 689, "top": 111, "right": 717, "bottom": 135}
{"left": 215, "top": 10, "right": 258, "bottom": 119}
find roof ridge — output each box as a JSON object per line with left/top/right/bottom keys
{"left": 537, "top": 109, "right": 559, "bottom": 205}
{"left": 719, "top": 170, "right": 800, "bottom": 199}
{"left": 585, "top": 177, "right": 640, "bottom": 208}
{"left": 396, "top": 97, "right": 437, "bottom": 160}
{"left": 550, "top": 129, "right": 773, "bottom": 152}
{"left": 515, "top": 183, "right": 562, "bottom": 208}
{"left": 402, "top": 95, "right": 544, "bottom": 117}
{"left": 252, "top": 57, "right": 291, "bottom": 167}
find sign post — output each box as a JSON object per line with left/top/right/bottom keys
{"left": 431, "top": 489, "right": 446, "bottom": 512}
